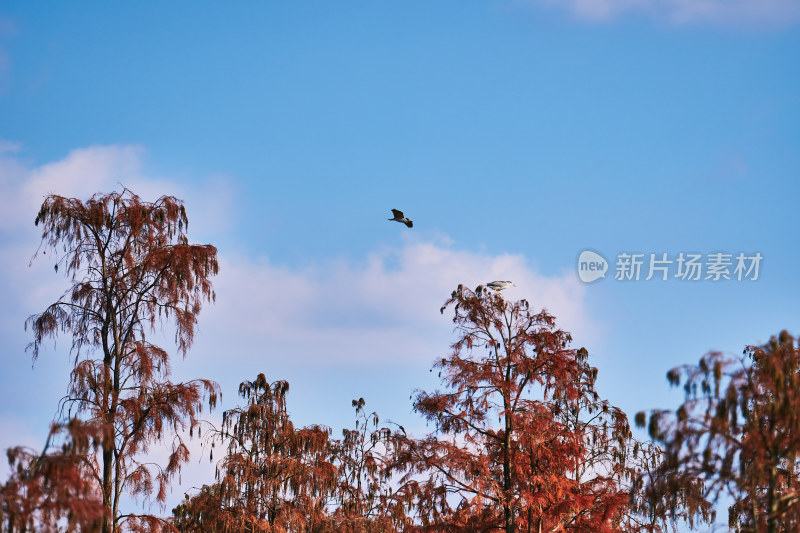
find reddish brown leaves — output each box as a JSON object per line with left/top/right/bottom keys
{"left": 325, "top": 399, "right": 405, "bottom": 532}
{"left": 27, "top": 188, "right": 218, "bottom": 361}
{"left": 638, "top": 331, "right": 800, "bottom": 532}
{"left": 9, "top": 189, "right": 220, "bottom": 533}
{"left": 174, "top": 374, "right": 336, "bottom": 533}
{"left": 395, "top": 285, "right": 638, "bottom": 533}
{"left": 0, "top": 444, "right": 105, "bottom": 532}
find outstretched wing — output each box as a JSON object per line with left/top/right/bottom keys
{"left": 391, "top": 209, "right": 404, "bottom": 218}
{"left": 405, "top": 219, "right": 413, "bottom": 228}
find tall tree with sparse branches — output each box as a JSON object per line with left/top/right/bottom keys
{"left": 17, "top": 189, "right": 220, "bottom": 533}
{"left": 324, "top": 398, "right": 404, "bottom": 532}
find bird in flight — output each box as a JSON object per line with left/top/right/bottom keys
{"left": 487, "top": 280, "right": 515, "bottom": 291}
{"left": 389, "top": 209, "right": 413, "bottom": 228}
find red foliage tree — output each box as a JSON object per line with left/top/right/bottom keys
{"left": 392, "top": 284, "right": 637, "bottom": 533}
{"left": 638, "top": 330, "right": 800, "bottom": 533}
{"left": 324, "top": 398, "right": 407, "bottom": 532}
{"left": 0, "top": 429, "right": 105, "bottom": 532}
{"left": 172, "top": 374, "right": 336, "bottom": 532}
{"left": 12, "top": 189, "right": 220, "bottom": 533}
{"left": 625, "top": 437, "right": 713, "bottom": 532}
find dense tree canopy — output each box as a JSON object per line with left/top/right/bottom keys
{"left": 391, "top": 284, "right": 640, "bottom": 533}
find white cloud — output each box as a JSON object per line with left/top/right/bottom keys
{"left": 196, "top": 240, "right": 596, "bottom": 373}
{"left": 529, "top": 0, "right": 800, "bottom": 25}
{"left": 0, "top": 144, "right": 145, "bottom": 234}
{"left": 25, "top": 145, "right": 147, "bottom": 214}
{"left": 0, "top": 142, "right": 598, "bottom": 388}
{"left": 0, "top": 144, "right": 232, "bottom": 322}
{"left": 0, "top": 144, "right": 233, "bottom": 239}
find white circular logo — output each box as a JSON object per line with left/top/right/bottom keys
{"left": 578, "top": 250, "right": 608, "bottom": 283}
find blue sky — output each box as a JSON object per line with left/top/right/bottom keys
{"left": 1, "top": 1, "right": 799, "bottom": 528}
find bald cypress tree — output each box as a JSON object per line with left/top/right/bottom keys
{"left": 13, "top": 189, "right": 220, "bottom": 533}
{"left": 639, "top": 331, "right": 800, "bottom": 532}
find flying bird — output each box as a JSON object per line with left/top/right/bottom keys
{"left": 388, "top": 209, "right": 413, "bottom": 228}
{"left": 487, "top": 280, "right": 515, "bottom": 291}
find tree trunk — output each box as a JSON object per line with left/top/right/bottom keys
{"left": 527, "top": 507, "right": 531, "bottom": 533}
{"left": 102, "top": 446, "right": 113, "bottom": 533}
{"left": 767, "top": 464, "right": 778, "bottom": 533}
{"left": 504, "top": 353, "right": 514, "bottom": 533}
{"left": 503, "top": 410, "right": 514, "bottom": 533}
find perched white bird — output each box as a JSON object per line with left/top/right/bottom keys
{"left": 487, "top": 280, "right": 515, "bottom": 291}
{"left": 388, "top": 209, "right": 413, "bottom": 228}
